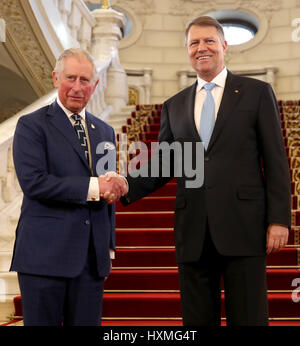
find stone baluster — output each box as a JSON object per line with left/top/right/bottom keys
{"left": 79, "top": 18, "right": 92, "bottom": 51}
{"left": 68, "top": 1, "right": 82, "bottom": 41}
{"left": 52, "top": 0, "right": 59, "bottom": 8}
{"left": 53, "top": 0, "right": 95, "bottom": 52}
{"left": 91, "top": 7, "right": 128, "bottom": 112}
{"left": 58, "top": 0, "right": 72, "bottom": 27}
{"left": 2, "top": 147, "right": 19, "bottom": 204}
{"left": 265, "top": 67, "right": 278, "bottom": 89}
{"left": 0, "top": 142, "right": 10, "bottom": 209}
{"left": 177, "top": 69, "right": 190, "bottom": 90}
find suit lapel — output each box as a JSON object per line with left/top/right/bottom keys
{"left": 207, "top": 71, "right": 243, "bottom": 151}
{"left": 85, "top": 113, "right": 99, "bottom": 175}
{"left": 47, "top": 101, "right": 90, "bottom": 171}
{"left": 186, "top": 82, "right": 201, "bottom": 140}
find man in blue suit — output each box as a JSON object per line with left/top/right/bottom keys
{"left": 10, "top": 48, "right": 128, "bottom": 326}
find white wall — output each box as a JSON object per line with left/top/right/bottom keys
{"left": 115, "top": 0, "right": 300, "bottom": 103}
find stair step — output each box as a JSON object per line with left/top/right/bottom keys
{"left": 116, "top": 197, "right": 175, "bottom": 212}
{"left": 115, "top": 228, "right": 297, "bottom": 247}
{"left": 116, "top": 211, "right": 300, "bottom": 229}
{"left": 111, "top": 248, "right": 298, "bottom": 268}
{"left": 113, "top": 248, "right": 176, "bottom": 267}
{"left": 11, "top": 290, "right": 300, "bottom": 322}
{"left": 105, "top": 269, "right": 179, "bottom": 291}
{"left": 149, "top": 182, "right": 177, "bottom": 197}
{"left": 101, "top": 319, "right": 300, "bottom": 326}
{"left": 116, "top": 228, "right": 174, "bottom": 246}
{"left": 116, "top": 211, "right": 174, "bottom": 228}
{"left": 100, "top": 292, "right": 300, "bottom": 318}
{"left": 104, "top": 268, "right": 300, "bottom": 291}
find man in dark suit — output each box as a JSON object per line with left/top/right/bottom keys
{"left": 120, "top": 16, "right": 291, "bottom": 326}
{"left": 10, "top": 48, "right": 128, "bottom": 326}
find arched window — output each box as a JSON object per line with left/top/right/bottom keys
{"left": 206, "top": 9, "right": 259, "bottom": 46}
{"left": 221, "top": 21, "right": 257, "bottom": 46}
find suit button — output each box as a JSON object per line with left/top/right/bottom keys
{"left": 204, "top": 156, "right": 210, "bottom": 162}
{"left": 85, "top": 220, "right": 90, "bottom": 225}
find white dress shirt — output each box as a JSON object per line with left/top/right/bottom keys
{"left": 194, "top": 67, "right": 228, "bottom": 135}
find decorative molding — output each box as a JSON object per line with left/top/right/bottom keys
{"left": 0, "top": 0, "right": 54, "bottom": 96}
{"left": 171, "top": 0, "right": 282, "bottom": 15}
{"left": 177, "top": 65, "right": 278, "bottom": 91}
{"left": 170, "top": 0, "right": 212, "bottom": 16}
{"left": 86, "top": 0, "right": 155, "bottom": 15}
{"left": 126, "top": 67, "right": 153, "bottom": 104}
{"left": 111, "top": 0, "right": 155, "bottom": 15}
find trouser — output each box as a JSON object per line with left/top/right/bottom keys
{"left": 178, "top": 230, "right": 269, "bottom": 326}
{"left": 18, "top": 238, "right": 105, "bottom": 326}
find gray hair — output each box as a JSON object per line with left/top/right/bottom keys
{"left": 53, "top": 48, "right": 98, "bottom": 83}
{"left": 185, "top": 16, "right": 225, "bottom": 45}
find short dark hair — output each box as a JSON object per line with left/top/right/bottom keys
{"left": 185, "top": 16, "right": 225, "bottom": 45}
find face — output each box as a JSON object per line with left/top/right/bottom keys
{"left": 53, "top": 56, "right": 98, "bottom": 113}
{"left": 186, "top": 25, "right": 227, "bottom": 81}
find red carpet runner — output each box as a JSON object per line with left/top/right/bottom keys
{"left": 11, "top": 102, "right": 300, "bottom": 326}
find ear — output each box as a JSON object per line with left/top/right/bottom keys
{"left": 223, "top": 40, "right": 228, "bottom": 54}
{"left": 52, "top": 71, "right": 59, "bottom": 89}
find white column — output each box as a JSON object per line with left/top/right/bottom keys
{"left": 177, "top": 69, "right": 190, "bottom": 90}
{"left": 265, "top": 67, "right": 278, "bottom": 90}
{"left": 143, "top": 68, "right": 152, "bottom": 104}
{"left": 0, "top": 18, "right": 5, "bottom": 42}
{"left": 91, "top": 8, "right": 128, "bottom": 112}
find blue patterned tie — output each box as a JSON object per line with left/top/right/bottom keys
{"left": 71, "top": 114, "right": 89, "bottom": 163}
{"left": 200, "top": 82, "right": 216, "bottom": 150}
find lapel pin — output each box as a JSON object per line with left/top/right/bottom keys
{"left": 91, "top": 123, "right": 95, "bottom": 129}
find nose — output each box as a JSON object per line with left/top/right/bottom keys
{"left": 197, "top": 40, "right": 207, "bottom": 52}
{"left": 72, "top": 78, "right": 82, "bottom": 91}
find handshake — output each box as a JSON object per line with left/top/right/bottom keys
{"left": 98, "top": 171, "right": 128, "bottom": 204}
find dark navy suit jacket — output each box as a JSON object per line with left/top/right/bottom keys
{"left": 10, "top": 101, "right": 116, "bottom": 278}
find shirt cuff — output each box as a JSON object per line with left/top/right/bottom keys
{"left": 110, "top": 249, "right": 115, "bottom": 259}
{"left": 87, "top": 177, "right": 100, "bottom": 201}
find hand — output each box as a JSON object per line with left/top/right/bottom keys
{"left": 266, "top": 224, "right": 289, "bottom": 255}
{"left": 98, "top": 172, "right": 128, "bottom": 204}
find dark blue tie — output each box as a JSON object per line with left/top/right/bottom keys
{"left": 71, "top": 114, "right": 89, "bottom": 163}
{"left": 200, "top": 82, "right": 216, "bottom": 150}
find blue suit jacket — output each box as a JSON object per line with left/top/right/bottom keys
{"left": 10, "top": 101, "right": 116, "bottom": 278}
